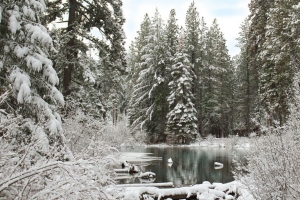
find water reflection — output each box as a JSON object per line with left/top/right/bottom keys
{"left": 118, "top": 146, "right": 246, "bottom": 187}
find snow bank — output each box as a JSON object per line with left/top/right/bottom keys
{"left": 120, "top": 152, "right": 162, "bottom": 162}
{"left": 197, "top": 192, "right": 215, "bottom": 200}
{"left": 116, "top": 180, "right": 255, "bottom": 200}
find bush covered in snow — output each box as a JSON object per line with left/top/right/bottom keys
{"left": 0, "top": 91, "right": 121, "bottom": 199}
{"left": 233, "top": 73, "right": 300, "bottom": 200}
{"left": 234, "top": 131, "right": 300, "bottom": 199}
{"left": 62, "top": 107, "right": 144, "bottom": 150}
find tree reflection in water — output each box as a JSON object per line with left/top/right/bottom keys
{"left": 118, "top": 146, "right": 247, "bottom": 187}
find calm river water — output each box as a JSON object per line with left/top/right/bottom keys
{"left": 117, "top": 146, "right": 246, "bottom": 187}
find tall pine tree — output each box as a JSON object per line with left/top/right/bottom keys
{"left": 185, "top": 1, "right": 203, "bottom": 136}
{"left": 166, "top": 30, "right": 197, "bottom": 144}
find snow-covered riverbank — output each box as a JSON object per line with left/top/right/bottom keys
{"left": 121, "top": 136, "right": 253, "bottom": 150}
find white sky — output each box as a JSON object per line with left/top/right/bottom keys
{"left": 122, "top": 0, "right": 250, "bottom": 57}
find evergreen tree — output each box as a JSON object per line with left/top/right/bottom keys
{"left": 235, "top": 19, "right": 255, "bottom": 134}
{"left": 142, "top": 9, "right": 168, "bottom": 141}
{"left": 247, "top": 0, "right": 275, "bottom": 127}
{"left": 166, "top": 9, "right": 179, "bottom": 60}
{"left": 290, "top": 2, "right": 300, "bottom": 69}
{"left": 203, "top": 19, "right": 231, "bottom": 137}
{"left": 44, "top": 0, "right": 127, "bottom": 119}
{"left": 185, "top": 1, "right": 203, "bottom": 135}
{"left": 217, "top": 33, "right": 232, "bottom": 137}
{"left": 166, "top": 30, "right": 197, "bottom": 144}
{"left": 128, "top": 14, "right": 152, "bottom": 133}
{"left": 259, "top": 0, "right": 298, "bottom": 127}
{"left": 129, "top": 9, "right": 168, "bottom": 142}
{"left": 0, "top": 0, "right": 65, "bottom": 151}
{"left": 198, "top": 16, "right": 209, "bottom": 136}
{"left": 127, "top": 14, "right": 151, "bottom": 122}
{"left": 203, "top": 19, "right": 221, "bottom": 136}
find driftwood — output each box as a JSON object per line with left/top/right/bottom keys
{"left": 140, "top": 194, "right": 198, "bottom": 200}
{"left": 142, "top": 194, "right": 198, "bottom": 200}
{"left": 114, "top": 169, "right": 131, "bottom": 173}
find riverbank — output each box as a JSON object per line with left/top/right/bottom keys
{"left": 121, "top": 136, "right": 254, "bottom": 150}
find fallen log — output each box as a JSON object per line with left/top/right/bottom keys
{"left": 116, "top": 181, "right": 250, "bottom": 200}
{"left": 114, "top": 169, "right": 130, "bottom": 173}
{"left": 115, "top": 182, "right": 174, "bottom": 188}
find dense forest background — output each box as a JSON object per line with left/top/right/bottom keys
{"left": 127, "top": 0, "right": 300, "bottom": 144}
{"left": 0, "top": 0, "right": 300, "bottom": 199}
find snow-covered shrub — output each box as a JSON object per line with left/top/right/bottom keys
{"left": 0, "top": 112, "right": 120, "bottom": 199}
{"left": 0, "top": 143, "right": 119, "bottom": 199}
{"left": 0, "top": 106, "right": 120, "bottom": 199}
{"left": 63, "top": 108, "right": 143, "bottom": 150}
{"left": 234, "top": 131, "right": 300, "bottom": 199}
{"left": 234, "top": 74, "right": 300, "bottom": 199}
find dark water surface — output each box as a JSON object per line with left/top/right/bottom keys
{"left": 117, "top": 146, "right": 246, "bottom": 187}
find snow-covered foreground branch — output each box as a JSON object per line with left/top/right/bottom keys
{"left": 0, "top": 110, "right": 132, "bottom": 199}
{"left": 0, "top": 142, "right": 119, "bottom": 199}
{"left": 0, "top": 162, "right": 60, "bottom": 192}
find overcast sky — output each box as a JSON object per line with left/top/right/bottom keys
{"left": 122, "top": 0, "right": 250, "bottom": 56}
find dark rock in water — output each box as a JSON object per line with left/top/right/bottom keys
{"left": 128, "top": 164, "right": 140, "bottom": 173}
{"left": 121, "top": 161, "right": 129, "bottom": 169}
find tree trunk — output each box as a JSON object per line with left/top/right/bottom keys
{"left": 246, "top": 54, "right": 250, "bottom": 136}
{"left": 63, "top": 0, "right": 77, "bottom": 96}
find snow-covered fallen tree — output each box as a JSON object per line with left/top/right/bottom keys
{"left": 114, "top": 181, "right": 254, "bottom": 200}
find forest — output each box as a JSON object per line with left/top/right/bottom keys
{"left": 0, "top": 0, "right": 300, "bottom": 199}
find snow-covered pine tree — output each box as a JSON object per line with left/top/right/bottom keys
{"left": 128, "top": 14, "right": 152, "bottom": 134}
{"left": 166, "top": 29, "right": 197, "bottom": 144}
{"left": 166, "top": 9, "right": 179, "bottom": 61}
{"left": 235, "top": 19, "right": 256, "bottom": 134}
{"left": 185, "top": 1, "right": 202, "bottom": 135}
{"left": 216, "top": 33, "right": 233, "bottom": 137}
{"left": 143, "top": 9, "right": 168, "bottom": 141}
{"left": 246, "top": 0, "right": 274, "bottom": 129}
{"left": 45, "top": 0, "right": 127, "bottom": 119}
{"left": 290, "top": 2, "right": 300, "bottom": 69}
{"left": 128, "top": 14, "right": 151, "bottom": 86}
{"left": 0, "top": 0, "right": 65, "bottom": 145}
{"left": 203, "top": 19, "right": 228, "bottom": 137}
{"left": 126, "top": 14, "right": 151, "bottom": 103}
{"left": 197, "top": 16, "right": 209, "bottom": 136}
{"left": 129, "top": 9, "right": 169, "bottom": 142}
{"left": 259, "top": 0, "right": 298, "bottom": 127}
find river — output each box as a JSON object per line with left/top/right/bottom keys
{"left": 117, "top": 146, "right": 247, "bottom": 187}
